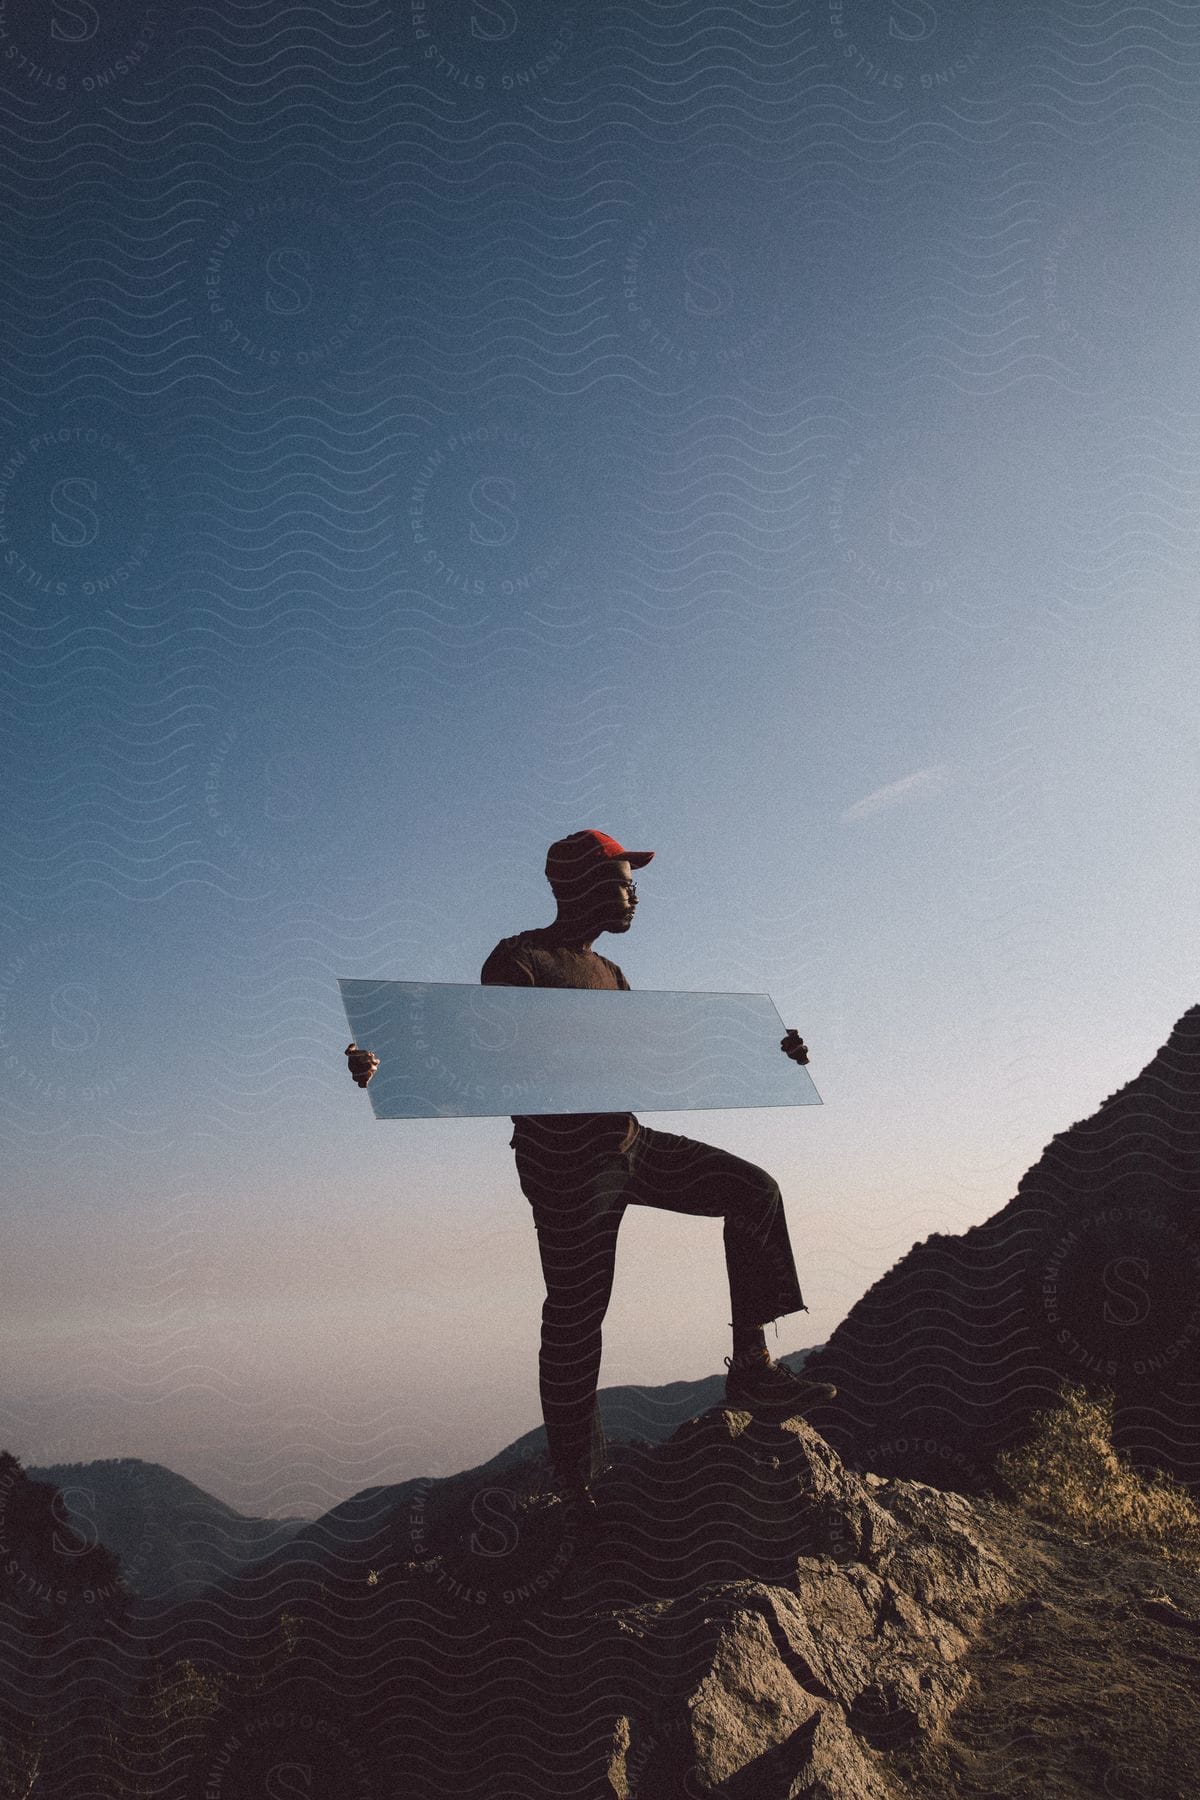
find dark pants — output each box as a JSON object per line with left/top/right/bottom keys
{"left": 513, "top": 1123, "right": 808, "bottom": 1487}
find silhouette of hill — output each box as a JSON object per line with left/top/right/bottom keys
{"left": 176, "top": 1349, "right": 820, "bottom": 1594}
{"left": 126, "top": 1400, "right": 1200, "bottom": 1799}
{"left": 0, "top": 1450, "right": 129, "bottom": 1628}
{"left": 24, "top": 1457, "right": 308, "bottom": 1601}
{"left": 6, "top": 1360, "right": 819, "bottom": 1616}
{"left": 0, "top": 1452, "right": 131, "bottom": 1794}
{"left": 798, "top": 1001, "right": 1200, "bottom": 1497}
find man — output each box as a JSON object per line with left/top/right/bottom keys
{"left": 346, "top": 828, "right": 834, "bottom": 1511}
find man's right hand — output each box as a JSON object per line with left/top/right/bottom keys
{"left": 345, "top": 1042, "right": 379, "bottom": 1088}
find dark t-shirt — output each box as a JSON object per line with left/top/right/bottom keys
{"left": 479, "top": 925, "right": 639, "bottom": 1162}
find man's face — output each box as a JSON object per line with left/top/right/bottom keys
{"left": 598, "top": 859, "right": 638, "bottom": 932}
{"left": 556, "top": 857, "right": 639, "bottom": 932}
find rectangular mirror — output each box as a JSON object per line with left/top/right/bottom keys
{"left": 338, "top": 980, "right": 822, "bottom": 1119}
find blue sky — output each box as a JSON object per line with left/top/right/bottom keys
{"left": 1, "top": 0, "right": 1196, "bottom": 1515}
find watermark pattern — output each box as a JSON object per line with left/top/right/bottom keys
{"left": 201, "top": 698, "right": 346, "bottom": 882}
{"left": 825, "top": 0, "right": 995, "bottom": 101}
{"left": 1039, "top": 199, "right": 1188, "bottom": 383}
{"left": 719, "top": 1179, "right": 811, "bottom": 1334}
{"left": 0, "top": 422, "right": 158, "bottom": 602}
{"left": 202, "top": 193, "right": 375, "bottom": 374}
{"left": 855, "top": 1434, "right": 988, "bottom": 1496}
{"left": 408, "top": 1, "right": 580, "bottom": 100}
{"left": 619, "top": 200, "right": 784, "bottom": 381}
{"left": 1031, "top": 1203, "right": 1200, "bottom": 1384}
{"left": 204, "top": 1707, "right": 373, "bottom": 1800}
{"left": 0, "top": 929, "right": 134, "bottom": 1110}
{"left": 621, "top": 1716, "right": 704, "bottom": 1799}
{"left": 406, "top": 422, "right": 573, "bottom": 603}
{"left": 405, "top": 1452, "right": 583, "bottom": 1619}
{"left": 0, "top": 1448, "right": 154, "bottom": 1610}
{"left": 0, "top": 2, "right": 160, "bottom": 103}
{"left": 394, "top": 981, "right": 542, "bottom": 1113}
{"left": 826, "top": 427, "right": 965, "bottom": 601}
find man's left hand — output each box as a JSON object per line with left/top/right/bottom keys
{"left": 780, "top": 1028, "right": 809, "bottom": 1065}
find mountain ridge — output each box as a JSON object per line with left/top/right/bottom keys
{"left": 24, "top": 1454, "right": 309, "bottom": 1601}
{"left": 800, "top": 999, "right": 1200, "bottom": 1495}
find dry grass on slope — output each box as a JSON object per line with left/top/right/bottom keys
{"left": 994, "top": 1381, "right": 1200, "bottom": 1571}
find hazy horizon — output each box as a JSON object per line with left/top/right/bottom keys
{"left": 2, "top": 0, "right": 1198, "bottom": 1517}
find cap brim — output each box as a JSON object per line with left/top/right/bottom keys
{"left": 624, "top": 850, "right": 654, "bottom": 869}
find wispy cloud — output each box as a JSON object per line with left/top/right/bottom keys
{"left": 839, "top": 765, "right": 951, "bottom": 823}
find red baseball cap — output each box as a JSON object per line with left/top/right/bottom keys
{"left": 545, "top": 829, "right": 655, "bottom": 885}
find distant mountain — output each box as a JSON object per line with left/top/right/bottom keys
{"left": 25, "top": 1456, "right": 307, "bottom": 1601}
{"left": 799, "top": 1001, "right": 1200, "bottom": 1495}
{"left": 20, "top": 1358, "right": 821, "bottom": 1608}
{"left": 168, "top": 1349, "right": 821, "bottom": 1605}
{"left": 0, "top": 1449, "right": 128, "bottom": 1626}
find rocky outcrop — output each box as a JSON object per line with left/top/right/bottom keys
{"left": 575, "top": 1411, "right": 1014, "bottom": 1798}
{"left": 799, "top": 1002, "right": 1200, "bottom": 1496}
{"left": 181, "top": 1406, "right": 1017, "bottom": 1800}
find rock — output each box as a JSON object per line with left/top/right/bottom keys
{"left": 169, "top": 1405, "right": 1020, "bottom": 1800}
{"left": 542, "top": 1407, "right": 1015, "bottom": 1798}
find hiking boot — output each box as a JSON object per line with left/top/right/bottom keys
{"left": 723, "top": 1352, "right": 837, "bottom": 1418}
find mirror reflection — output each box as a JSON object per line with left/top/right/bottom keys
{"left": 338, "top": 980, "right": 822, "bottom": 1119}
